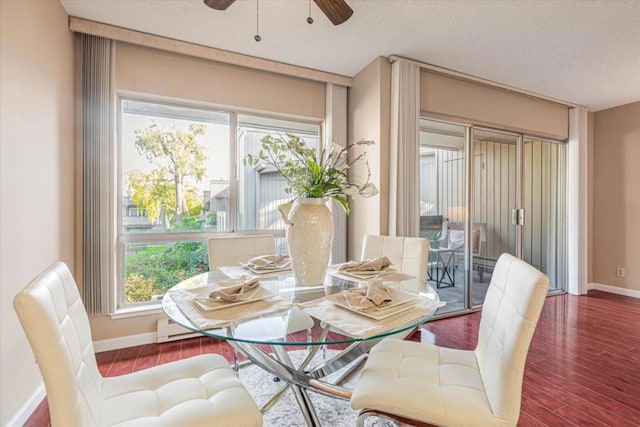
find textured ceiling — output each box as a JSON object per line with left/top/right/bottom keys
{"left": 60, "top": 0, "right": 640, "bottom": 111}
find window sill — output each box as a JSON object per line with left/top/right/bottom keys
{"left": 111, "top": 304, "right": 164, "bottom": 319}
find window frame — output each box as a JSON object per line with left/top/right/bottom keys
{"left": 114, "top": 93, "right": 322, "bottom": 312}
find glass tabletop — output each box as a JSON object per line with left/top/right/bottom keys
{"left": 162, "top": 267, "right": 441, "bottom": 346}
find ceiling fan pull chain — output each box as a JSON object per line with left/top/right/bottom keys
{"left": 307, "top": 0, "right": 313, "bottom": 24}
{"left": 254, "top": 0, "right": 261, "bottom": 42}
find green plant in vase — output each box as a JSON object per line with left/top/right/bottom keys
{"left": 244, "top": 133, "right": 378, "bottom": 214}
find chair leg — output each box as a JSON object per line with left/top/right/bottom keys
{"left": 357, "top": 408, "right": 426, "bottom": 427}
{"left": 233, "top": 349, "right": 240, "bottom": 373}
{"left": 356, "top": 409, "right": 376, "bottom": 427}
{"left": 233, "top": 349, "right": 256, "bottom": 372}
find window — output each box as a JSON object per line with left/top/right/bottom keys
{"left": 236, "top": 115, "right": 320, "bottom": 254}
{"left": 118, "top": 98, "right": 320, "bottom": 308}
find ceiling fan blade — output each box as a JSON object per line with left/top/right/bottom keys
{"left": 313, "top": 0, "right": 353, "bottom": 25}
{"left": 203, "top": 0, "right": 236, "bottom": 11}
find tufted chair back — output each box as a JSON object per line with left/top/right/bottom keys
{"left": 475, "top": 253, "right": 549, "bottom": 423}
{"left": 13, "top": 262, "right": 103, "bottom": 426}
{"left": 361, "top": 235, "right": 429, "bottom": 280}
{"left": 208, "top": 234, "right": 276, "bottom": 268}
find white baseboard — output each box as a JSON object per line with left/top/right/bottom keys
{"left": 93, "top": 332, "right": 157, "bottom": 353}
{"left": 7, "top": 383, "right": 45, "bottom": 427}
{"left": 588, "top": 282, "right": 640, "bottom": 299}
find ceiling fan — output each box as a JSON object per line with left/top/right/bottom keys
{"left": 203, "top": 0, "right": 354, "bottom": 26}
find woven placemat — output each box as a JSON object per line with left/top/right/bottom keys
{"left": 170, "top": 288, "right": 291, "bottom": 330}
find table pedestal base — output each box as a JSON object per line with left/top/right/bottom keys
{"left": 228, "top": 326, "right": 359, "bottom": 427}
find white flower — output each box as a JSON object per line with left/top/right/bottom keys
{"left": 359, "top": 183, "right": 379, "bottom": 198}
{"left": 341, "top": 185, "right": 359, "bottom": 196}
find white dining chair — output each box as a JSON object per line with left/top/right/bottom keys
{"left": 208, "top": 234, "right": 276, "bottom": 268}
{"left": 351, "top": 253, "right": 549, "bottom": 427}
{"left": 13, "top": 262, "right": 263, "bottom": 427}
{"left": 361, "top": 235, "right": 430, "bottom": 281}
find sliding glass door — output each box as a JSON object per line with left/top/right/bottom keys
{"left": 419, "top": 120, "right": 468, "bottom": 313}
{"left": 420, "top": 119, "right": 567, "bottom": 314}
{"left": 470, "top": 128, "right": 520, "bottom": 306}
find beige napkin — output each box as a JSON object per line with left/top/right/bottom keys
{"left": 298, "top": 296, "right": 446, "bottom": 339}
{"left": 194, "top": 276, "right": 260, "bottom": 302}
{"left": 343, "top": 281, "right": 392, "bottom": 311}
{"left": 338, "top": 256, "right": 392, "bottom": 273}
{"left": 247, "top": 254, "right": 290, "bottom": 270}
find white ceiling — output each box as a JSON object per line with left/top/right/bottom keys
{"left": 59, "top": 0, "right": 640, "bottom": 111}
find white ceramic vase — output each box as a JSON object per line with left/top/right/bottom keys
{"left": 278, "top": 198, "right": 334, "bottom": 286}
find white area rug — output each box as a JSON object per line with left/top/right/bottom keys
{"left": 238, "top": 350, "right": 394, "bottom": 427}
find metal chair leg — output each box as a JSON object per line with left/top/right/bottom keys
{"left": 356, "top": 408, "right": 420, "bottom": 427}
{"left": 356, "top": 409, "right": 373, "bottom": 427}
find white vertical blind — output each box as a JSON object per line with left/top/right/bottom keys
{"left": 81, "top": 34, "right": 113, "bottom": 314}
{"left": 389, "top": 60, "right": 420, "bottom": 237}
{"left": 326, "top": 83, "right": 348, "bottom": 263}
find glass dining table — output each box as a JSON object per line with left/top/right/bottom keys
{"left": 162, "top": 266, "right": 441, "bottom": 427}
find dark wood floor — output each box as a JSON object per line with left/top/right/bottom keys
{"left": 25, "top": 290, "right": 640, "bottom": 426}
